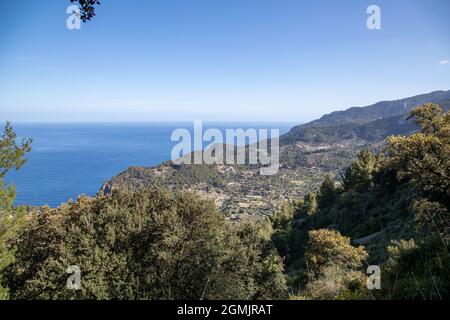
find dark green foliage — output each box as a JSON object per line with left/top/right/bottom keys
{"left": 295, "top": 193, "right": 317, "bottom": 219}
{"left": 317, "top": 175, "right": 338, "bottom": 210}
{"left": 382, "top": 237, "right": 450, "bottom": 299}
{"left": 341, "top": 149, "right": 380, "bottom": 192}
{"left": 0, "top": 122, "right": 32, "bottom": 178}
{"left": 385, "top": 103, "right": 450, "bottom": 206}
{"left": 0, "top": 122, "right": 31, "bottom": 299}
{"left": 271, "top": 104, "right": 450, "bottom": 299}
{"left": 3, "top": 189, "right": 287, "bottom": 300}
{"left": 0, "top": 180, "right": 24, "bottom": 300}
{"left": 269, "top": 205, "right": 297, "bottom": 262}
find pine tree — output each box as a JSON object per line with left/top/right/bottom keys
{"left": 386, "top": 103, "right": 449, "bottom": 205}
{"left": 342, "top": 149, "right": 379, "bottom": 192}
{"left": 295, "top": 192, "right": 318, "bottom": 218}
{"left": 0, "top": 122, "right": 31, "bottom": 299}
{"left": 317, "top": 175, "right": 338, "bottom": 210}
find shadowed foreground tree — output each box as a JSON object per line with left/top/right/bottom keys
{"left": 317, "top": 175, "right": 338, "bottom": 210}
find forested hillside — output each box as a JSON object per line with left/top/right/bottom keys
{"left": 302, "top": 90, "right": 450, "bottom": 127}
{"left": 105, "top": 91, "right": 450, "bottom": 218}
{"left": 270, "top": 103, "right": 449, "bottom": 299}
{"left": 281, "top": 90, "right": 450, "bottom": 144}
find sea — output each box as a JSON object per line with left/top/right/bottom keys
{"left": 3, "top": 122, "right": 295, "bottom": 207}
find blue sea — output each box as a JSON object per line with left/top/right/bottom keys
{"left": 4, "top": 122, "right": 295, "bottom": 207}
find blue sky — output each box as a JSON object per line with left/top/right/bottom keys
{"left": 0, "top": 0, "right": 449, "bottom": 122}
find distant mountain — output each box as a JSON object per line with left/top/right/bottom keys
{"left": 305, "top": 90, "right": 450, "bottom": 127}
{"left": 282, "top": 90, "right": 450, "bottom": 145}
{"left": 281, "top": 114, "right": 417, "bottom": 144}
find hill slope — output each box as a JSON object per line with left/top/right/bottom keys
{"left": 304, "top": 90, "right": 450, "bottom": 127}
{"left": 282, "top": 90, "right": 450, "bottom": 144}
{"left": 102, "top": 90, "right": 450, "bottom": 218}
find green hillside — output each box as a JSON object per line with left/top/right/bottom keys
{"left": 104, "top": 91, "right": 450, "bottom": 218}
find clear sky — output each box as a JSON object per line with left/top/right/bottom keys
{"left": 0, "top": 0, "right": 449, "bottom": 122}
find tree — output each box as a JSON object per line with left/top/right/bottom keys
{"left": 0, "top": 122, "right": 32, "bottom": 178}
{"left": 0, "top": 122, "right": 32, "bottom": 299}
{"left": 385, "top": 103, "right": 449, "bottom": 205}
{"left": 69, "top": 0, "right": 101, "bottom": 22}
{"left": 407, "top": 102, "right": 449, "bottom": 137}
{"left": 295, "top": 193, "right": 317, "bottom": 218}
{"left": 300, "top": 229, "right": 369, "bottom": 300}
{"left": 273, "top": 104, "right": 449, "bottom": 300}
{"left": 0, "top": 179, "right": 22, "bottom": 300}
{"left": 383, "top": 238, "right": 450, "bottom": 299}
{"left": 3, "top": 189, "right": 287, "bottom": 300}
{"left": 317, "top": 175, "right": 338, "bottom": 210}
{"left": 379, "top": 104, "right": 450, "bottom": 299}
{"left": 342, "top": 149, "right": 380, "bottom": 192}
{"left": 305, "top": 229, "right": 368, "bottom": 276}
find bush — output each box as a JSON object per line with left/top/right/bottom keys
{"left": 305, "top": 229, "right": 368, "bottom": 276}
{"left": 3, "top": 189, "right": 287, "bottom": 300}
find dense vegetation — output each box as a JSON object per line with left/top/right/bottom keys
{"left": 2, "top": 188, "right": 287, "bottom": 300}
{"left": 0, "top": 1, "right": 446, "bottom": 301}
{"left": 0, "top": 122, "right": 32, "bottom": 299}
{"left": 270, "top": 103, "right": 449, "bottom": 299}
{"left": 0, "top": 101, "right": 448, "bottom": 300}
{"left": 106, "top": 91, "right": 450, "bottom": 219}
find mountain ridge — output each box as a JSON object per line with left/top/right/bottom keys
{"left": 281, "top": 90, "right": 450, "bottom": 145}
{"left": 103, "top": 90, "right": 450, "bottom": 218}
{"left": 303, "top": 89, "right": 450, "bottom": 127}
